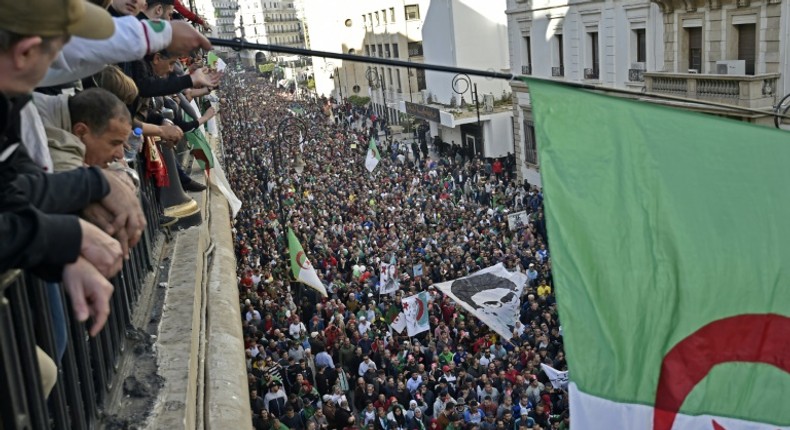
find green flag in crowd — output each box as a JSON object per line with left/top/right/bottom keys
{"left": 287, "top": 228, "right": 327, "bottom": 297}
{"left": 527, "top": 78, "right": 790, "bottom": 430}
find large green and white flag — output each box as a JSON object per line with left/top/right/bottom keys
{"left": 287, "top": 228, "right": 327, "bottom": 297}
{"left": 364, "top": 137, "right": 381, "bottom": 172}
{"left": 528, "top": 79, "right": 790, "bottom": 430}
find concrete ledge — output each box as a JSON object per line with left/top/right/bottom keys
{"left": 206, "top": 187, "right": 252, "bottom": 430}
{"left": 150, "top": 205, "right": 207, "bottom": 429}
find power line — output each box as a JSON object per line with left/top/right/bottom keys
{"left": 208, "top": 37, "right": 790, "bottom": 124}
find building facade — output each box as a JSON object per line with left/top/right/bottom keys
{"left": 506, "top": 0, "right": 787, "bottom": 185}
{"left": 412, "top": 0, "right": 514, "bottom": 159}
{"left": 305, "top": 0, "right": 431, "bottom": 127}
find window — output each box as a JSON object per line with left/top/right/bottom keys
{"left": 587, "top": 31, "right": 599, "bottom": 79}
{"left": 388, "top": 68, "right": 393, "bottom": 86}
{"left": 377, "top": 44, "right": 384, "bottom": 58}
{"left": 737, "top": 24, "right": 756, "bottom": 75}
{"left": 635, "top": 28, "right": 647, "bottom": 63}
{"left": 416, "top": 69, "right": 426, "bottom": 90}
{"left": 382, "top": 9, "right": 387, "bottom": 23}
{"left": 408, "top": 41, "right": 423, "bottom": 57}
{"left": 365, "top": 45, "right": 371, "bottom": 57}
{"left": 553, "top": 35, "right": 565, "bottom": 76}
{"left": 374, "top": 11, "right": 379, "bottom": 25}
{"left": 385, "top": 44, "right": 391, "bottom": 58}
{"left": 522, "top": 36, "right": 532, "bottom": 74}
{"left": 396, "top": 69, "right": 402, "bottom": 91}
{"left": 390, "top": 8, "right": 395, "bottom": 22}
{"left": 523, "top": 120, "right": 538, "bottom": 165}
{"left": 405, "top": 4, "right": 420, "bottom": 20}
{"left": 686, "top": 27, "right": 702, "bottom": 72}
{"left": 392, "top": 43, "right": 399, "bottom": 58}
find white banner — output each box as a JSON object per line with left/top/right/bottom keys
{"left": 433, "top": 263, "right": 527, "bottom": 340}
{"left": 540, "top": 363, "right": 569, "bottom": 389}
{"left": 390, "top": 311, "right": 406, "bottom": 334}
{"left": 379, "top": 262, "right": 400, "bottom": 295}
{"left": 507, "top": 211, "right": 530, "bottom": 231}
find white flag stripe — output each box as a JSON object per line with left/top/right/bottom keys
{"left": 402, "top": 292, "right": 429, "bottom": 337}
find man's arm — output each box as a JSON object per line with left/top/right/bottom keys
{"left": 41, "top": 17, "right": 172, "bottom": 87}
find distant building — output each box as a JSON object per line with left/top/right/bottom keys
{"left": 506, "top": 0, "right": 787, "bottom": 185}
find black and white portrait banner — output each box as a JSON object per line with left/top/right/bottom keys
{"left": 433, "top": 263, "right": 527, "bottom": 340}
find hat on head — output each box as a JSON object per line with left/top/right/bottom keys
{"left": 311, "top": 332, "right": 319, "bottom": 338}
{"left": 442, "top": 365, "right": 450, "bottom": 373}
{"left": 0, "top": 0, "right": 114, "bottom": 40}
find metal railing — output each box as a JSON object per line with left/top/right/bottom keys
{"left": 0, "top": 160, "right": 161, "bottom": 430}
{"left": 584, "top": 67, "right": 599, "bottom": 80}
{"left": 521, "top": 65, "right": 532, "bottom": 75}
{"left": 551, "top": 66, "right": 564, "bottom": 77}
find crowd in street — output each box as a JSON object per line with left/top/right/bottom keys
{"left": 222, "top": 74, "right": 569, "bottom": 430}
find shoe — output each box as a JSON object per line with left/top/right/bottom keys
{"left": 183, "top": 180, "right": 207, "bottom": 192}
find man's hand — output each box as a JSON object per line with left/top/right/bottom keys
{"left": 158, "top": 124, "right": 184, "bottom": 143}
{"left": 101, "top": 170, "right": 147, "bottom": 258}
{"left": 62, "top": 257, "right": 114, "bottom": 337}
{"left": 168, "top": 21, "right": 212, "bottom": 56}
{"left": 190, "top": 67, "right": 221, "bottom": 89}
{"left": 79, "top": 219, "right": 123, "bottom": 278}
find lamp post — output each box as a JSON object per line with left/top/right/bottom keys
{"left": 452, "top": 73, "right": 483, "bottom": 158}
{"left": 366, "top": 67, "right": 387, "bottom": 124}
{"left": 271, "top": 113, "right": 308, "bottom": 232}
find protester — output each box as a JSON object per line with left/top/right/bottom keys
{"left": 225, "top": 71, "right": 566, "bottom": 429}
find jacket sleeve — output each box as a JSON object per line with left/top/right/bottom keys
{"left": 128, "top": 59, "right": 195, "bottom": 98}
{"left": 0, "top": 206, "right": 82, "bottom": 281}
{"left": 9, "top": 146, "right": 109, "bottom": 214}
{"left": 40, "top": 17, "right": 173, "bottom": 87}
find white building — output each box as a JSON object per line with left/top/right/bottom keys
{"left": 506, "top": 0, "right": 787, "bottom": 186}
{"left": 304, "top": 0, "right": 431, "bottom": 126}
{"left": 230, "top": 0, "right": 305, "bottom": 65}
{"left": 195, "top": 0, "right": 238, "bottom": 52}
{"left": 416, "top": 0, "right": 513, "bottom": 159}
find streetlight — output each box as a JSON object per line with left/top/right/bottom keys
{"left": 271, "top": 113, "right": 309, "bottom": 230}
{"left": 366, "top": 67, "right": 387, "bottom": 124}
{"left": 452, "top": 73, "right": 483, "bottom": 158}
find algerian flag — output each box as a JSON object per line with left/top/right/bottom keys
{"left": 287, "top": 228, "right": 327, "bottom": 297}
{"left": 401, "top": 291, "right": 429, "bottom": 337}
{"left": 390, "top": 311, "right": 406, "bottom": 334}
{"left": 529, "top": 78, "right": 790, "bottom": 430}
{"left": 364, "top": 137, "right": 381, "bottom": 172}
{"left": 207, "top": 51, "right": 226, "bottom": 72}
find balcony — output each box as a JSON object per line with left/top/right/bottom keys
{"left": 584, "top": 68, "right": 599, "bottom": 80}
{"left": 551, "top": 66, "right": 564, "bottom": 77}
{"left": 644, "top": 72, "right": 780, "bottom": 109}
{"left": 521, "top": 65, "right": 532, "bottom": 75}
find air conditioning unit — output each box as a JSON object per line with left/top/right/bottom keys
{"left": 716, "top": 60, "right": 745, "bottom": 75}
{"left": 631, "top": 62, "right": 646, "bottom": 70}
{"left": 483, "top": 94, "right": 495, "bottom": 113}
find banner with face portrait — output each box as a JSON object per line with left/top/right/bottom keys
{"left": 433, "top": 263, "right": 527, "bottom": 340}
{"left": 379, "top": 262, "right": 400, "bottom": 295}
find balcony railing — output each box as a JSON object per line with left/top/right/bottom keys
{"left": 0, "top": 159, "right": 162, "bottom": 430}
{"left": 644, "top": 72, "right": 780, "bottom": 109}
{"left": 628, "top": 68, "right": 645, "bottom": 82}
{"left": 584, "top": 68, "right": 599, "bottom": 80}
{"left": 521, "top": 65, "right": 532, "bottom": 75}
{"left": 551, "top": 66, "right": 564, "bottom": 77}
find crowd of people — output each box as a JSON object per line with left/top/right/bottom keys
{"left": 223, "top": 74, "right": 569, "bottom": 430}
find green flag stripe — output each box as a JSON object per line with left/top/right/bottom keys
{"left": 527, "top": 78, "right": 790, "bottom": 424}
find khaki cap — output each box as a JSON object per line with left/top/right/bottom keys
{"left": 0, "top": 0, "right": 114, "bottom": 40}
